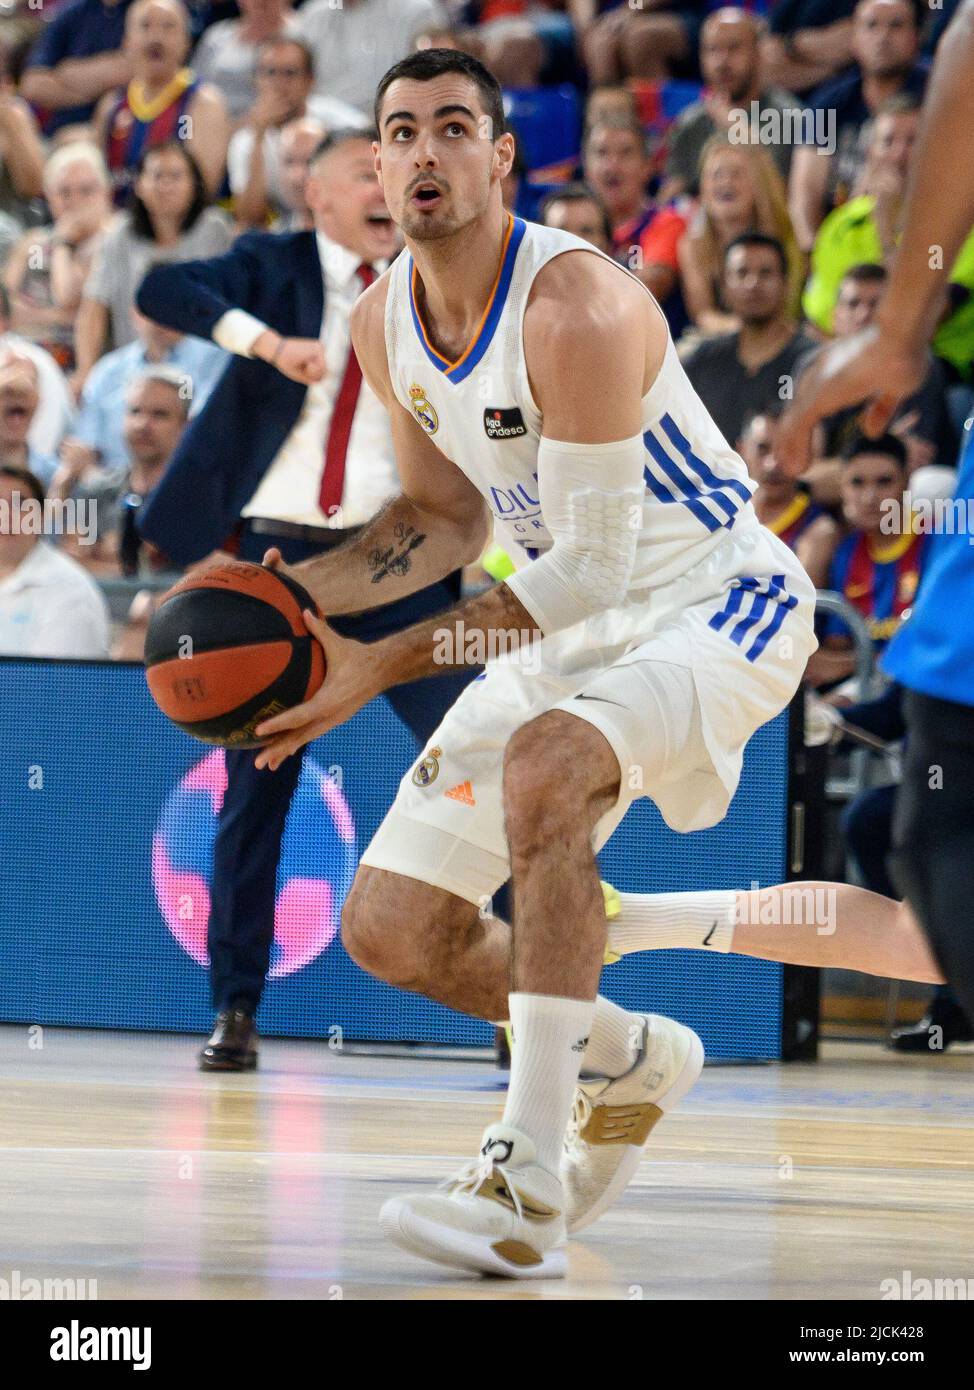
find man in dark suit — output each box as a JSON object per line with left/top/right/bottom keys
{"left": 137, "top": 128, "right": 478, "bottom": 1069}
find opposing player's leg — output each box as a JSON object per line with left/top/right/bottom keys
{"left": 347, "top": 711, "right": 699, "bottom": 1275}
{"left": 605, "top": 883, "right": 944, "bottom": 984}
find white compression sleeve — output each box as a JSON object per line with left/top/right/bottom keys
{"left": 504, "top": 434, "right": 646, "bottom": 635}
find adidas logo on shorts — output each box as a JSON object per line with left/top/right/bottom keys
{"left": 444, "top": 781, "right": 476, "bottom": 805}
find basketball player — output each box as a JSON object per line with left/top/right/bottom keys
{"left": 247, "top": 49, "right": 917, "bottom": 1278}
{"left": 777, "top": 0, "right": 974, "bottom": 1031}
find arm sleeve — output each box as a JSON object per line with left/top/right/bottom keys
{"left": 504, "top": 433, "right": 646, "bottom": 636}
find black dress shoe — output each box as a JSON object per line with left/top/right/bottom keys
{"left": 199, "top": 1008, "right": 258, "bottom": 1071}
{"left": 889, "top": 1000, "right": 974, "bottom": 1053}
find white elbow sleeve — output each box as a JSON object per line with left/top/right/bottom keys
{"left": 505, "top": 433, "right": 646, "bottom": 635}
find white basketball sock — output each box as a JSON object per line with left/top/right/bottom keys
{"left": 580, "top": 995, "right": 644, "bottom": 1079}
{"left": 503, "top": 992, "right": 595, "bottom": 1175}
{"left": 607, "top": 889, "right": 737, "bottom": 956}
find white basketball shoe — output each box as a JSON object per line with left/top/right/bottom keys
{"left": 379, "top": 1123, "right": 567, "bottom": 1278}
{"left": 562, "top": 1013, "right": 704, "bottom": 1234}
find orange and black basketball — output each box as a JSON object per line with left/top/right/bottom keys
{"left": 144, "top": 561, "right": 326, "bottom": 748}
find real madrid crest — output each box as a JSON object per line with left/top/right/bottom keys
{"left": 409, "top": 383, "right": 438, "bottom": 435}
{"left": 412, "top": 746, "right": 442, "bottom": 787}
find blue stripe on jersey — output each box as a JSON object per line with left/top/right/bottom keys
{"left": 642, "top": 413, "right": 752, "bottom": 533}
{"left": 407, "top": 216, "right": 527, "bottom": 384}
{"left": 710, "top": 575, "right": 798, "bottom": 663}
{"left": 659, "top": 415, "right": 754, "bottom": 507}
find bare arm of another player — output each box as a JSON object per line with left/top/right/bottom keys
{"left": 254, "top": 253, "right": 656, "bottom": 769}
{"left": 778, "top": 0, "right": 974, "bottom": 471}
{"left": 268, "top": 276, "right": 491, "bottom": 616}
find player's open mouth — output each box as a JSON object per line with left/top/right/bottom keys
{"left": 366, "top": 212, "right": 393, "bottom": 228}
{"left": 410, "top": 184, "right": 443, "bottom": 210}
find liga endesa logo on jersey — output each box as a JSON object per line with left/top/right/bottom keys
{"left": 484, "top": 407, "right": 527, "bottom": 440}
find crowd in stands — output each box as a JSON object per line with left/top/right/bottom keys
{"left": 0, "top": 0, "right": 970, "bottom": 1030}
{"left": 0, "top": 0, "right": 962, "bottom": 656}
{"left": 0, "top": 0, "right": 963, "bottom": 653}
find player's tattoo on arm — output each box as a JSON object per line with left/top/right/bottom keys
{"left": 367, "top": 520, "right": 427, "bottom": 584}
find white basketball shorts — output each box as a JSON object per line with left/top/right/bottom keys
{"left": 360, "top": 519, "right": 818, "bottom": 905}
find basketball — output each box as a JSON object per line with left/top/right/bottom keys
{"left": 144, "top": 561, "right": 326, "bottom": 748}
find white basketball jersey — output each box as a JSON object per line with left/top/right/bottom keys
{"left": 384, "top": 215, "right": 758, "bottom": 593}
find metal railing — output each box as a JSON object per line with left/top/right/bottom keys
{"left": 813, "top": 590, "right": 898, "bottom": 802}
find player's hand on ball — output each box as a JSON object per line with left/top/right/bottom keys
{"left": 253, "top": 609, "right": 381, "bottom": 769}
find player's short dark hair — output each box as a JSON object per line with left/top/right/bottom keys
{"left": 724, "top": 232, "right": 788, "bottom": 277}
{"left": 257, "top": 35, "right": 316, "bottom": 79}
{"left": 841, "top": 431, "right": 908, "bottom": 471}
{"left": 374, "top": 48, "right": 506, "bottom": 138}
{"left": 0, "top": 464, "right": 45, "bottom": 505}
{"left": 840, "top": 262, "right": 888, "bottom": 289}
{"left": 538, "top": 182, "right": 613, "bottom": 245}
{"left": 311, "top": 127, "right": 379, "bottom": 165}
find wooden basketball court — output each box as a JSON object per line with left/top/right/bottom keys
{"left": 2, "top": 1025, "right": 972, "bottom": 1300}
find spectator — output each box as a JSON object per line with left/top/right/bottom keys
{"left": 0, "top": 54, "right": 46, "bottom": 225}
{"left": 582, "top": 115, "right": 687, "bottom": 312}
{"left": 0, "top": 352, "right": 58, "bottom": 485}
{"left": 229, "top": 38, "right": 366, "bottom": 228}
{"left": 274, "top": 115, "right": 327, "bottom": 231}
{"left": 297, "top": 0, "right": 447, "bottom": 115}
{"left": 54, "top": 306, "right": 225, "bottom": 488}
{"left": 67, "top": 364, "right": 188, "bottom": 575}
{"left": 0, "top": 464, "right": 110, "bottom": 656}
{"left": 738, "top": 402, "right": 839, "bottom": 588}
{"left": 799, "top": 92, "right": 974, "bottom": 398}
{"left": 582, "top": 81, "right": 640, "bottom": 132}
{"left": 678, "top": 136, "right": 803, "bottom": 336}
{"left": 798, "top": 262, "right": 955, "bottom": 506}
{"left": 802, "top": 96, "right": 920, "bottom": 332}
{"left": 74, "top": 140, "right": 234, "bottom": 387}
{"left": 3, "top": 142, "right": 113, "bottom": 372}
{"left": 807, "top": 432, "right": 924, "bottom": 687}
{"left": 788, "top": 0, "right": 927, "bottom": 252}
{"left": 682, "top": 232, "right": 817, "bottom": 447}
{"left": 0, "top": 283, "right": 75, "bottom": 455}
{"left": 538, "top": 182, "right": 612, "bottom": 254}
{"left": 457, "top": 3, "right": 578, "bottom": 89}
{"left": 761, "top": 0, "right": 857, "bottom": 95}
{"left": 664, "top": 8, "right": 800, "bottom": 200}
{"left": 20, "top": 0, "right": 134, "bottom": 136}
{"left": 191, "top": 0, "right": 301, "bottom": 123}
{"left": 93, "top": 0, "right": 230, "bottom": 203}
{"left": 570, "top": 0, "right": 707, "bottom": 85}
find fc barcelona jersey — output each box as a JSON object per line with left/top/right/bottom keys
{"left": 825, "top": 529, "right": 925, "bottom": 647}
{"left": 767, "top": 490, "right": 824, "bottom": 552}
{"left": 105, "top": 68, "right": 198, "bottom": 204}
